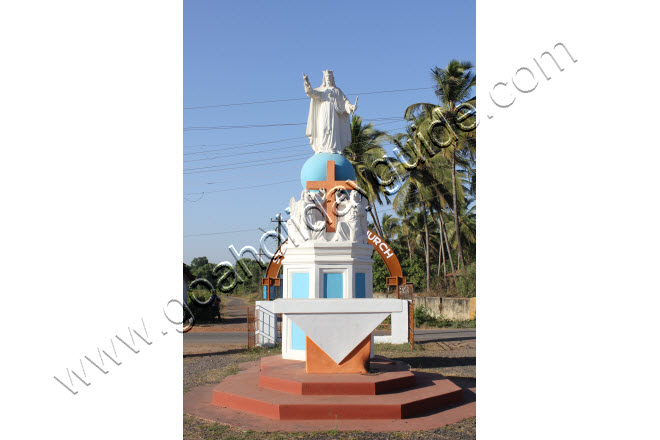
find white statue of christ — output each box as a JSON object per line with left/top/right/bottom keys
{"left": 303, "top": 70, "right": 358, "bottom": 154}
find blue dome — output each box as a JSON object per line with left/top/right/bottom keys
{"left": 300, "top": 153, "right": 356, "bottom": 189}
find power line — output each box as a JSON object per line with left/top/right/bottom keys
{"left": 183, "top": 116, "right": 402, "bottom": 132}
{"left": 189, "top": 164, "right": 308, "bottom": 186}
{"left": 182, "top": 123, "right": 409, "bottom": 171}
{"left": 184, "top": 122, "right": 307, "bottom": 131}
{"left": 184, "top": 148, "right": 410, "bottom": 198}
{"left": 380, "top": 182, "right": 462, "bottom": 215}
{"left": 185, "top": 97, "right": 307, "bottom": 110}
{"left": 183, "top": 155, "right": 309, "bottom": 175}
{"left": 184, "top": 180, "right": 456, "bottom": 230}
{"left": 356, "top": 87, "right": 434, "bottom": 96}
{"left": 182, "top": 120, "right": 406, "bottom": 156}
{"left": 183, "top": 143, "right": 308, "bottom": 163}
{"left": 183, "top": 124, "right": 402, "bottom": 164}
{"left": 271, "top": 213, "right": 285, "bottom": 249}
{"left": 184, "top": 136, "right": 305, "bottom": 152}
{"left": 184, "top": 178, "right": 470, "bottom": 233}
{"left": 184, "top": 179, "right": 299, "bottom": 196}
{"left": 184, "top": 228, "right": 257, "bottom": 237}
{"left": 182, "top": 197, "right": 429, "bottom": 234}
{"left": 184, "top": 87, "right": 435, "bottom": 110}
{"left": 184, "top": 152, "right": 311, "bottom": 173}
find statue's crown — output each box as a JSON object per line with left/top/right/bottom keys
{"left": 323, "top": 69, "right": 334, "bottom": 76}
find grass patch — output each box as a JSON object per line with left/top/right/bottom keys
{"left": 242, "top": 344, "right": 282, "bottom": 361}
{"left": 199, "top": 365, "right": 239, "bottom": 385}
{"left": 374, "top": 342, "right": 421, "bottom": 353}
{"left": 184, "top": 364, "right": 243, "bottom": 393}
{"left": 414, "top": 306, "right": 476, "bottom": 329}
{"left": 184, "top": 414, "right": 475, "bottom": 439}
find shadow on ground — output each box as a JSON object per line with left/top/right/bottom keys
{"left": 420, "top": 336, "right": 476, "bottom": 343}
{"left": 394, "top": 356, "right": 476, "bottom": 369}
{"left": 183, "top": 348, "right": 247, "bottom": 358}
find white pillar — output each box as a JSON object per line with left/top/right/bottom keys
{"left": 390, "top": 300, "right": 409, "bottom": 344}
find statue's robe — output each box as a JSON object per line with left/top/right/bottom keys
{"left": 305, "top": 86, "right": 353, "bottom": 154}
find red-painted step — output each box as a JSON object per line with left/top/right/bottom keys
{"left": 212, "top": 358, "right": 463, "bottom": 420}
{"left": 258, "top": 355, "right": 417, "bottom": 395}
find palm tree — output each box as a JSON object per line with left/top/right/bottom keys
{"left": 431, "top": 206, "right": 458, "bottom": 288}
{"left": 381, "top": 213, "right": 401, "bottom": 243}
{"left": 394, "top": 206, "right": 415, "bottom": 259}
{"left": 390, "top": 122, "right": 459, "bottom": 291}
{"left": 443, "top": 199, "right": 476, "bottom": 265}
{"left": 343, "top": 115, "right": 390, "bottom": 237}
{"left": 392, "top": 156, "right": 453, "bottom": 291}
{"left": 405, "top": 60, "right": 476, "bottom": 269}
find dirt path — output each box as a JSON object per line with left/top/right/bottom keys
{"left": 188, "top": 295, "right": 249, "bottom": 333}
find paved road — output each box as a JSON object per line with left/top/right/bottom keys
{"left": 184, "top": 331, "right": 248, "bottom": 344}
{"left": 183, "top": 328, "right": 475, "bottom": 345}
{"left": 184, "top": 296, "right": 475, "bottom": 354}
{"left": 413, "top": 328, "right": 475, "bottom": 342}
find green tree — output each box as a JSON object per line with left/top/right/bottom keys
{"left": 189, "top": 257, "right": 216, "bottom": 284}
{"left": 405, "top": 60, "right": 476, "bottom": 269}
{"left": 343, "top": 114, "right": 390, "bottom": 238}
{"left": 393, "top": 186, "right": 434, "bottom": 291}
{"left": 381, "top": 213, "right": 401, "bottom": 243}
{"left": 190, "top": 256, "right": 209, "bottom": 267}
{"left": 372, "top": 252, "right": 389, "bottom": 292}
{"left": 391, "top": 125, "right": 456, "bottom": 291}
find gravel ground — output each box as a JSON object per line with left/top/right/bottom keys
{"left": 183, "top": 415, "right": 475, "bottom": 440}
{"left": 383, "top": 345, "right": 476, "bottom": 391}
{"left": 183, "top": 342, "right": 476, "bottom": 439}
{"left": 183, "top": 345, "right": 281, "bottom": 392}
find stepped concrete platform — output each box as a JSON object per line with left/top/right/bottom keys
{"left": 210, "top": 356, "right": 464, "bottom": 421}
{"left": 184, "top": 360, "right": 476, "bottom": 432}
{"left": 258, "top": 355, "right": 417, "bottom": 395}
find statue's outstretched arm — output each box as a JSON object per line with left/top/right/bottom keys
{"left": 343, "top": 93, "right": 358, "bottom": 114}
{"left": 303, "top": 73, "right": 321, "bottom": 100}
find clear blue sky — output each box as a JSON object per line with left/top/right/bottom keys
{"left": 184, "top": 0, "right": 475, "bottom": 264}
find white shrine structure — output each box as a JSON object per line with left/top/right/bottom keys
{"left": 192, "top": 72, "right": 470, "bottom": 426}
{"left": 255, "top": 71, "right": 412, "bottom": 369}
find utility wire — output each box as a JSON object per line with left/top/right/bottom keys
{"left": 183, "top": 155, "right": 309, "bottom": 175}
{"left": 183, "top": 142, "right": 412, "bottom": 198}
{"left": 184, "top": 123, "right": 404, "bottom": 164}
{"left": 183, "top": 123, "right": 408, "bottom": 170}
{"left": 184, "top": 136, "right": 305, "bottom": 152}
{"left": 184, "top": 122, "right": 306, "bottom": 131}
{"left": 183, "top": 120, "right": 406, "bottom": 157}
{"left": 185, "top": 181, "right": 466, "bottom": 232}
{"left": 184, "top": 87, "right": 435, "bottom": 110}
{"left": 380, "top": 181, "right": 464, "bottom": 215}
{"left": 184, "top": 179, "right": 299, "bottom": 196}
{"left": 184, "top": 152, "right": 311, "bottom": 173}
{"left": 188, "top": 164, "right": 308, "bottom": 186}
{"left": 183, "top": 143, "right": 308, "bottom": 163}
{"left": 184, "top": 116, "right": 402, "bottom": 132}
{"left": 184, "top": 228, "right": 257, "bottom": 237}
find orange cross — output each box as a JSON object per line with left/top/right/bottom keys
{"left": 306, "top": 160, "right": 356, "bottom": 233}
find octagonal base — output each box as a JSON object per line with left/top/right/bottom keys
{"left": 211, "top": 355, "right": 463, "bottom": 420}
{"left": 259, "top": 355, "right": 416, "bottom": 395}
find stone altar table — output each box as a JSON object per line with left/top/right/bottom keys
{"left": 273, "top": 298, "right": 401, "bottom": 373}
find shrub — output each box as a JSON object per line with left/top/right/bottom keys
{"left": 456, "top": 262, "right": 476, "bottom": 297}
{"left": 413, "top": 305, "right": 476, "bottom": 328}
{"left": 414, "top": 306, "right": 438, "bottom": 327}
{"left": 372, "top": 252, "right": 389, "bottom": 292}
{"left": 401, "top": 256, "right": 427, "bottom": 290}
{"left": 186, "top": 289, "right": 221, "bottom": 323}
